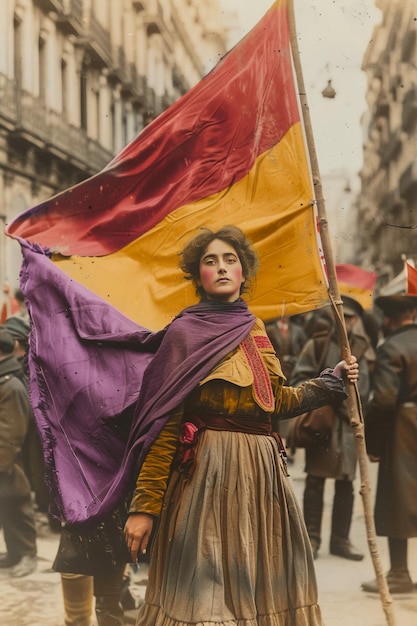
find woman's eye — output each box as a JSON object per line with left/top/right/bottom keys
{"left": 226, "top": 256, "right": 237, "bottom": 264}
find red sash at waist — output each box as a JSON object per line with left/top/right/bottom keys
{"left": 174, "top": 413, "right": 287, "bottom": 477}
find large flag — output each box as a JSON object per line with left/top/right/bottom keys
{"left": 5, "top": 1, "right": 330, "bottom": 524}
{"left": 7, "top": 0, "right": 328, "bottom": 331}
{"left": 336, "top": 263, "right": 377, "bottom": 310}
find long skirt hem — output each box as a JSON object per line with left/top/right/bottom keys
{"left": 135, "top": 602, "right": 323, "bottom": 626}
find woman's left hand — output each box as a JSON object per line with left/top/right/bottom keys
{"left": 333, "top": 356, "right": 359, "bottom": 383}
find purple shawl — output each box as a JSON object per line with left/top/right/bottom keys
{"left": 19, "top": 241, "right": 256, "bottom": 525}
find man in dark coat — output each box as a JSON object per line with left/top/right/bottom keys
{"left": 362, "top": 294, "right": 417, "bottom": 594}
{"left": 265, "top": 314, "right": 308, "bottom": 443}
{"left": 5, "top": 315, "right": 52, "bottom": 518}
{"left": 290, "top": 296, "right": 371, "bottom": 560}
{"left": 0, "top": 326, "right": 37, "bottom": 576}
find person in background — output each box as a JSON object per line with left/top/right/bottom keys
{"left": 124, "top": 226, "right": 359, "bottom": 626}
{"left": 0, "top": 283, "right": 20, "bottom": 323}
{"left": 0, "top": 326, "right": 37, "bottom": 577}
{"left": 362, "top": 294, "right": 417, "bottom": 594}
{"left": 290, "top": 296, "right": 371, "bottom": 561}
{"left": 5, "top": 315, "right": 53, "bottom": 522}
{"left": 265, "top": 314, "right": 308, "bottom": 381}
{"left": 265, "top": 314, "right": 309, "bottom": 454}
{"left": 13, "top": 288, "right": 29, "bottom": 322}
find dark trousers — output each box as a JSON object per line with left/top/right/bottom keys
{"left": 0, "top": 492, "right": 37, "bottom": 560}
{"left": 389, "top": 537, "right": 408, "bottom": 572}
{"left": 303, "top": 474, "right": 354, "bottom": 548}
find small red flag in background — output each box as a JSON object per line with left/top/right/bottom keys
{"left": 406, "top": 261, "right": 417, "bottom": 295}
{"left": 336, "top": 264, "right": 377, "bottom": 310}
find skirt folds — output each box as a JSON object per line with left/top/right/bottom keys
{"left": 136, "top": 429, "right": 322, "bottom": 626}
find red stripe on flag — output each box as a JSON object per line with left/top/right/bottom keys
{"left": 7, "top": 2, "right": 297, "bottom": 257}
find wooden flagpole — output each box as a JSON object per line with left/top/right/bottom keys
{"left": 287, "top": 1, "right": 396, "bottom": 624}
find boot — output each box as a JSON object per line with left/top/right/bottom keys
{"left": 95, "top": 596, "right": 124, "bottom": 626}
{"left": 61, "top": 573, "right": 93, "bottom": 626}
{"left": 362, "top": 568, "right": 414, "bottom": 594}
{"left": 330, "top": 480, "right": 363, "bottom": 561}
{"left": 303, "top": 475, "right": 324, "bottom": 559}
{"left": 10, "top": 555, "right": 37, "bottom": 577}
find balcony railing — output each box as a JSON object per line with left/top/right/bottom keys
{"left": 33, "top": 0, "right": 63, "bottom": 12}
{"left": 56, "top": 0, "right": 83, "bottom": 36}
{"left": 1, "top": 74, "right": 112, "bottom": 175}
{"left": 77, "top": 14, "right": 112, "bottom": 68}
{"left": 0, "top": 74, "right": 18, "bottom": 128}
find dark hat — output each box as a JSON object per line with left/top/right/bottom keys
{"left": 5, "top": 316, "right": 30, "bottom": 341}
{"left": 374, "top": 295, "right": 417, "bottom": 317}
{"left": 0, "top": 326, "right": 16, "bottom": 354}
{"left": 341, "top": 294, "right": 364, "bottom": 317}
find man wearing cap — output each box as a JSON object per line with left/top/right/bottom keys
{"left": 0, "top": 326, "right": 37, "bottom": 577}
{"left": 4, "top": 315, "right": 30, "bottom": 362}
{"left": 362, "top": 294, "right": 417, "bottom": 594}
{"left": 290, "top": 295, "right": 371, "bottom": 560}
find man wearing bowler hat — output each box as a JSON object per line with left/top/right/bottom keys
{"left": 362, "top": 293, "right": 417, "bottom": 593}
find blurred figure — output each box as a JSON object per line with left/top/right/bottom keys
{"left": 362, "top": 294, "right": 417, "bottom": 594}
{"left": 0, "top": 283, "right": 20, "bottom": 323}
{"left": 265, "top": 314, "right": 309, "bottom": 381}
{"left": 265, "top": 314, "right": 308, "bottom": 443}
{"left": 13, "top": 289, "right": 29, "bottom": 322}
{"left": 5, "top": 315, "right": 51, "bottom": 517}
{"left": 4, "top": 316, "right": 30, "bottom": 365}
{"left": 0, "top": 326, "right": 37, "bottom": 577}
{"left": 290, "top": 296, "right": 371, "bottom": 560}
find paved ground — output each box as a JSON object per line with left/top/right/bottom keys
{"left": 1, "top": 451, "right": 416, "bottom": 626}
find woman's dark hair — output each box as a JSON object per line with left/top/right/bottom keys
{"left": 179, "top": 226, "right": 259, "bottom": 298}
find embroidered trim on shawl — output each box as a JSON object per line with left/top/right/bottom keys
{"left": 240, "top": 334, "right": 275, "bottom": 412}
{"left": 254, "top": 335, "right": 273, "bottom": 350}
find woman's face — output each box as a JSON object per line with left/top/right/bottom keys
{"left": 198, "top": 239, "right": 245, "bottom": 302}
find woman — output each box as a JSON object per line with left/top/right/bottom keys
{"left": 124, "top": 226, "right": 358, "bottom": 626}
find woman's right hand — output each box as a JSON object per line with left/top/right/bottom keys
{"left": 124, "top": 512, "right": 154, "bottom": 563}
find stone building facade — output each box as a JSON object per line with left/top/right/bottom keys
{"left": 0, "top": 0, "right": 229, "bottom": 288}
{"left": 358, "top": 0, "right": 417, "bottom": 285}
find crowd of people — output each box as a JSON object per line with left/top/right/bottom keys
{"left": 0, "top": 227, "right": 416, "bottom": 626}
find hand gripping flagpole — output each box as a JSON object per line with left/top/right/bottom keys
{"left": 287, "top": 2, "right": 396, "bottom": 624}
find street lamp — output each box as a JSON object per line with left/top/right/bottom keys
{"left": 322, "top": 79, "right": 336, "bottom": 99}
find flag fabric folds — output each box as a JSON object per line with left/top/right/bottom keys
{"left": 7, "top": 0, "right": 328, "bottom": 331}
{"left": 5, "top": 0, "right": 330, "bottom": 524}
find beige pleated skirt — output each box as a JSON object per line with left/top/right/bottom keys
{"left": 136, "top": 429, "right": 323, "bottom": 626}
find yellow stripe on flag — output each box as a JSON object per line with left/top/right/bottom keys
{"left": 54, "top": 122, "right": 328, "bottom": 330}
